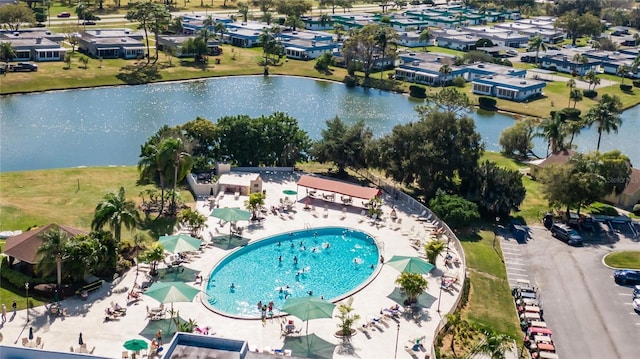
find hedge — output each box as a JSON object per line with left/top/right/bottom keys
{"left": 0, "top": 255, "right": 52, "bottom": 289}
{"left": 409, "top": 85, "right": 427, "bottom": 98}
{"left": 633, "top": 80, "right": 640, "bottom": 88}
{"left": 583, "top": 89, "right": 598, "bottom": 98}
{"left": 478, "top": 96, "right": 497, "bottom": 111}
{"left": 452, "top": 77, "right": 466, "bottom": 88}
{"left": 343, "top": 75, "right": 358, "bottom": 87}
{"left": 620, "top": 84, "right": 632, "bottom": 92}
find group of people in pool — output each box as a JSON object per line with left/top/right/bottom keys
{"left": 257, "top": 300, "right": 275, "bottom": 319}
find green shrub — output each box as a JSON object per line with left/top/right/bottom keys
{"left": 343, "top": 75, "right": 358, "bottom": 87}
{"left": 620, "top": 84, "right": 632, "bottom": 92}
{"left": 583, "top": 89, "right": 598, "bottom": 98}
{"left": 428, "top": 189, "right": 480, "bottom": 229}
{"left": 633, "top": 80, "right": 640, "bottom": 88}
{"left": 478, "top": 96, "right": 497, "bottom": 111}
{"left": 0, "top": 256, "right": 52, "bottom": 289}
{"left": 558, "top": 107, "right": 581, "bottom": 120}
{"left": 452, "top": 76, "right": 466, "bottom": 87}
{"left": 409, "top": 85, "right": 427, "bottom": 98}
{"left": 589, "top": 203, "right": 619, "bottom": 216}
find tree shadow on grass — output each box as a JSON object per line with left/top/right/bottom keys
{"left": 179, "top": 60, "right": 210, "bottom": 71}
{"left": 116, "top": 64, "right": 162, "bottom": 84}
{"left": 139, "top": 216, "right": 177, "bottom": 239}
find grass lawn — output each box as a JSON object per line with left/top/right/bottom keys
{"left": 458, "top": 229, "right": 521, "bottom": 343}
{"left": 603, "top": 251, "right": 640, "bottom": 269}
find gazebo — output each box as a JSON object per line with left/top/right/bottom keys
{"left": 3, "top": 224, "right": 86, "bottom": 275}
{"left": 296, "top": 175, "right": 381, "bottom": 206}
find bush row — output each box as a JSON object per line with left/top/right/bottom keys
{"left": 409, "top": 85, "right": 427, "bottom": 98}
{"left": 478, "top": 96, "right": 497, "bottom": 111}
{"left": 0, "top": 255, "right": 52, "bottom": 289}
{"left": 583, "top": 89, "right": 598, "bottom": 98}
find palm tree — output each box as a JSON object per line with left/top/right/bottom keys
{"left": 438, "top": 64, "right": 452, "bottom": 87}
{"left": 423, "top": 239, "right": 447, "bottom": 265}
{"left": 214, "top": 22, "right": 226, "bottom": 43}
{"left": 566, "top": 79, "right": 576, "bottom": 107}
{"left": 617, "top": 64, "right": 631, "bottom": 85}
{"left": 36, "top": 226, "right": 69, "bottom": 288}
{"left": 158, "top": 138, "right": 194, "bottom": 215}
{"left": 92, "top": 187, "right": 140, "bottom": 243}
{"left": 537, "top": 114, "right": 567, "bottom": 156}
{"left": 138, "top": 142, "right": 168, "bottom": 215}
{"left": 170, "top": 17, "right": 184, "bottom": 35}
{"left": 585, "top": 94, "right": 623, "bottom": 151}
{"left": 285, "top": 15, "right": 305, "bottom": 31}
{"left": 565, "top": 118, "right": 585, "bottom": 148}
{"left": 473, "top": 330, "right": 513, "bottom": 359}
{"left": 418, "top": 28, "right": 432, "bottom": 51}
{"left": 259, "top": 27, "right": 275, "bottom": 64}
{"left": 528, "top": 35, "right": 546, "bottom": 67}
{"left": 570, "top": 88, "right": 583, "bottom": 108}
{"left": 584, "top": 69, "right": 600, "bottom": 91}
{"left": 262, "top": 11, "right": 273, "bottom": 25}
{"left": 445, "top": 312, "right": 472, "bottom": 357}
{"left": 395, "top": 272, "right": 429, "bottom": 304}
{"left": 333, "top": 23, "right": 345, "bottom": 42}
{"left": 202, "top": 15, "right": 215, "bottom": 29}
{"left": 0, "top": 42, "right": 16, "bottom": 64}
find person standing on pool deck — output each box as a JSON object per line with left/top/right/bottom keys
{"left": 156, "top": 330, "right": 163, "bottom": 346}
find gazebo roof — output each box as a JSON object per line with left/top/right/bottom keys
{"left": 3, "top": 224, "right": 86, "bottom": 264}
{"left": 296, "top": 175, "right": 380, "bottom": 200}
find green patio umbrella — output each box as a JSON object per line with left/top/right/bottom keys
{"left": 123, "top": 339, "right": 148, "bottom": 351}
{"left": 158, "top": 235, "right": 201, "bottom": 254}
{"left": 282, "top": 296, "right": 335, "bottom": 334}
{"left": 386, "top": 255, "right": 435, "bottom": 275}
{"left": 155, "top": 266, "right": 200, "bottom": 283}
{"left": 144, "top": 281, "right": 200, "bottom": 310}
{"left": 283, "top": 334, "right": 336, "bottom": 359}
{"left": 139, "top": 317, "right": 183, "bottom": 342}
{"left": 283, "top": 190, "right": 297, "bottom": 195}
{"left": 209, "top": 207, "right": 251, "bottom": 223}
{"left": 387, "top": 287, "right": 437, "bottom": 309}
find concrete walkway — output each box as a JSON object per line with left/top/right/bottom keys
{"left": 0, "top": 172, "right": 464, "bottom": 358}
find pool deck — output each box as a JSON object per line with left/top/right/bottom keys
{"left": 0, "top": 171, "right": 464, "bottom": 358}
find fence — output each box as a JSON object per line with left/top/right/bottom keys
{"left": 351, "top": 167, "right": 468, "bottom": 359}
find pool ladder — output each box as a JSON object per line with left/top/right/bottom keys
{"left": 304, "top": 222, "right": 311, "bottom": 230}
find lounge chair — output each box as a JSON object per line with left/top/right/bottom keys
{"left": 340, "top": 207, "right": 347, "bottom": 220}
{"left": 22, "top": 338, "right": 29, "bottom": 347}
{"left": 122, "top": 351, "right": 129, "bottom": 359}
{"left": 369, "top": 213, "right": 378, "bottom": 224}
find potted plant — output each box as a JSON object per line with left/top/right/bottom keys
{"left": 395, "top": 272, "right": 429, "bottom": 305}
{"left": 140, "top": 243, "right": 165, "bottom": 277}
{"left": 335, "top": 298, "right": 360, "bottom": 337}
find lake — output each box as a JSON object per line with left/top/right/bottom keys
{"left": 0, "top": 76, "right": 637, "bottom": 172}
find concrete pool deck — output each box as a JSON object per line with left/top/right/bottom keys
{"left": 0, "top": 171, "right": 464, "bottom": 358}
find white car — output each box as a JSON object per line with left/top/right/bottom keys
{"left": 633, "top": 298, "right": 640, "bottom": 312}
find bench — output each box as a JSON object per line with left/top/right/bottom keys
{"left": 76, "top": 280, "right": 103, "bottom": 299}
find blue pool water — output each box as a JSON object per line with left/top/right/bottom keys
{"left": 204, "top": 227, "right": 380, "bottom": 318}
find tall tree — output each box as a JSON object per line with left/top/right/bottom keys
{"left": 92, "top": 187, "right": 140, "bottom": 243}
{"left": 127, "top": 2, "right": 170, "bottom": 64}
{"left": 311, "top": 117, "right": 372, "bottom": 176}
{"left": 499, "top": 118, "right": 537, "bottom": 159}
{"left": 418, "top": 28, "right": 432, "bottom": 51}
{"left": 537, "top": 113, "right": 567, "bottom": 156}
{"left": 555, "top": 11, "right": 604, "bottom": 46}
{"left": 471, "top": 160, "right": 526, "bottom": 217}
{"left": 0, "top": 4, "right": 36, "bottom": 31}
{"left": 569, "top": 88, "right": 583, "bottom": 109}
{"left": 584, "top": 69, "right": 600, "bottom": 91}
{"left": 584, "top": 94, "right": 623, "bottom": 151}
{"left": 528, "top": 34, "right": 546, "bottom": 67}
{"left": 158, "top": 137, "right": 194, "bottom": 215}
{"left": 36, "top": 227, "right": 69, "bottom": 288}
{"left": 474, "top": 330, "right": 513, "bottom": 359}
{"left": 0, "top": 42, "right": 16, "bottom": 63}
{"left": 342, "top": 24, "right": 397, "bottom": 78}
{"left": 445, "top": 313, "right": 473, "bottom": 357}
{"left": 438, "top": 64, "right": 452, "bottom": 87}
{"left": 617, "top": 64, "right": 631, "bottom": 86}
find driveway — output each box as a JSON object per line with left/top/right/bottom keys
{"left": 515, "top": 226, "right": 639, "bottom": 359}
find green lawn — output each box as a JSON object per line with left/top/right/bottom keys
{"left": 459, "top": 229, "right": 521, "bottom": 341}
{"left": 603, "top": 251, "right": 640, "bottom": 269}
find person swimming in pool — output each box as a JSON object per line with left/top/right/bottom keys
{"left": 293, "top": 256, "right": 298, "bottom": 264}
{"left": 278, "top": 256, "right": 282, "bottom": 262}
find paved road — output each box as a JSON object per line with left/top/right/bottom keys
{"left": 512, "top": 226, "right": 639, "bottom": 359}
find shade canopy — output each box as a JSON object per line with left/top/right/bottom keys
{"left": 4, "top": 224, "right": 86, "bottom": 264}
{"left": 144, "top": 281, "right": 200, "bottom": 305}
{"left": 159, "top": 235, "right": 201, "bottom": 254}
{"left": 387, "top": 287, "right": 436, "bottom": 309}
{"left": 282, "top": 296, "right": 335, "bottom": 334}
{"left": 283, "top": 334, "right": 336, "bottom": 359}
{"left": 297, "top": 175, "right": 380, "bottom": 200}
{"left": 210, "top": 207, "right": 251, "bottom": 223}
{"left": 386, "top": 255, "right": 435, "bottom": 275}
{"left": 123, "top": 339, "right": 148, "bottom": 351}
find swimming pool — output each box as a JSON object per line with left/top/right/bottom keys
{"left": 204, "top": 227, "right": 380, "bottom": 318}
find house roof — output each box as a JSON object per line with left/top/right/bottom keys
{"left": 535, "top": 149, "right": 576, "bottom": 168}
{"left": 297, "top": 175, "right": 380, "bottom": 200}
{"left": 622, "top": 168, "right": 640, "bottom": 196}
{"left": 3, "top": 224, "right": 86, "bottom": 264}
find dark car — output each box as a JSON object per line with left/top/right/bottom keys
{"left": 82, "top": 20, "right": 97, "bottom": 25}
{"left": 57, "top": 12, "right": 71, "bottom": 18}
{"left": 614, "top": 270, "right": 640, "bottom": 285}
{"left": 551, "top": 223, "right": 583, "bottom": 246}
{"left": 10, "top": 62, "right": 38, "bottom": 72}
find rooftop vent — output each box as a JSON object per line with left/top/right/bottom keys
{"left": 124, "top": 30, "right": 130, "bottom": 34}
{"left": 412, "top": 61, "right": 419, "bottom": 66}
{"left": 13, "top": 32, "right": 19, "bottom": 37}
{"left": 45, "top": 31, "right": 52, "bottom": 35}
{"left": 121, "top": 38, "right": 127, "bottom": 42}
{"left": 520, "top": 80, "right": 527, "bottom": 84}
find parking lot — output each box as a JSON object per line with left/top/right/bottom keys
{"left": 502, "top": 224, "right": 639, "bottom": 359}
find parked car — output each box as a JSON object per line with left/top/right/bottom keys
{"left": 633, "top": 298, "right": 640, "bottom": 312}
{"left": 10, "top": 62, "right": 38, "bottom": 72}
{"left": 633, "top": 285, "right": 640, "bottom": 299}
{"left": 82, "top": 20, "right": 97, "bottom": 25}
{"left": 57, "top": 12, "right": 71, "bottom": 18}
{"left": 550, "top": 223, "right": 583, "bottom": 246}
{"left": 614, "top": 269, "right": 640, "bottom": 285}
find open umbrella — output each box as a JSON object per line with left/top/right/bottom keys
{"left": 283, "top": 334, "right": 336, "bottom": 359}
{"left": 139, "top": 317, "right": 183, "bottom": 342}
{"left": 387, "top": 287, "right": 437, "bottom": 309}
{"left": 210, "top": 207, "right": 251, "bottom": 223}
{"left": 282, "top": 296, "right": 335, "bottom": 334}
{"left": 123, "top": 339, "right": 148, "bottom": 351}
{"left": 158, "top": 235, "right": 201, "bottom": 254}
{"left": 155, "top": 266, "right": 200, "bottom": 283}
{"left": 144, "top": 281, "right": 200, "bottom": 310}
{"left": 386, "top": 255, "right": 435, "bottom": 275}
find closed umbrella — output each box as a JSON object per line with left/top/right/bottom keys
{"left": 158, "top": 235, "right": 201, "bottom": 254}
{"left": 28, "top": 327, "right": 33, "bottom": 340}
{"left": 282, "top": 296, "right": 335, "bottom": 334}
{"left": 78, "top": 333, "right": 83, "bottom": 345}
{"left": 386, "top": 255, "right": 435, "bottom": 275}
{"left": 123, "top": 339, "right": 148, "bottom": 351}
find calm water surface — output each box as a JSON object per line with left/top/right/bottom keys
{"left": 0, "top": 76, "right": 637, "bottom": 172}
